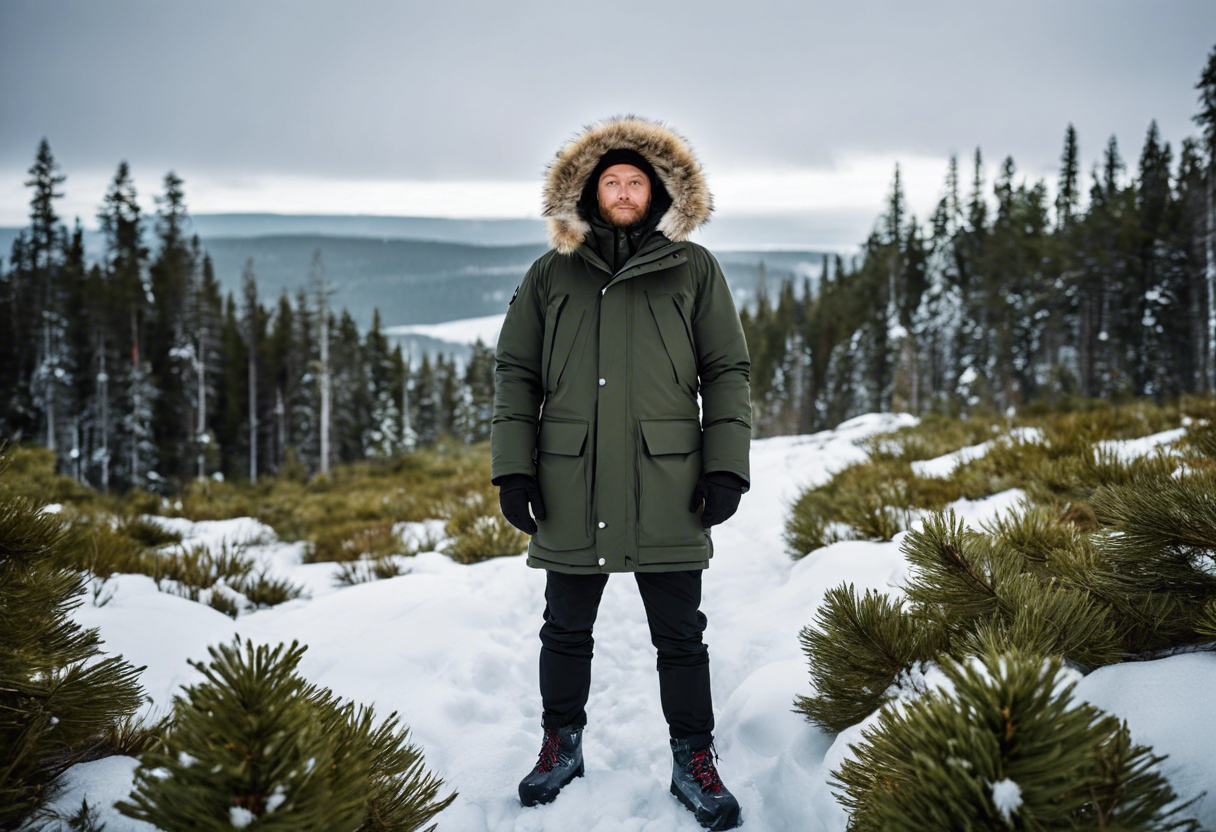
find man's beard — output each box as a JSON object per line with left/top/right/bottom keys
{"left": 599, "top": 197, "right": 651, "bottom": 228}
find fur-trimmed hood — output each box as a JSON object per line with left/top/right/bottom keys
{"left": 542, "top": 116, "right": 713, "bottom": 255}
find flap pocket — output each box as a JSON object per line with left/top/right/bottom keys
{"left": 639, "top": 419, "right": 702, "bottom": 456}
{"left": 538, "top": 419, "right": 588, "bottom": 456}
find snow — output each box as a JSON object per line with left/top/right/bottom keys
{"left": 990, "top": 778, "right": 1022, "bottom": 823}
{"left": 1074, "top": 652, "right": 1216, "bottom": 823}
{"left": 911, "top": 427, "right": 1044, "bottom": 478}
{"left": 229, "top": 806, "right": 254, "bottom": 828}
{"left": 384, "top": 313, "right": 506, "bottom": 348}
{"left": 1095, "top": 427, "right": 1187, "bottom": 463}
{"left": 42, "top": 413, "right": 1216, "bottom": 831}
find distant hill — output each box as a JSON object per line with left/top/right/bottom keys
{"left": 203, "top": 234, "right": 548, "bottom": 328}
{"left": 188, "top": 213, "right": 549, "bottom": 246}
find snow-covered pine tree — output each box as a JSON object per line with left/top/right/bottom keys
{"left": 914, "top": 158, "right": 966, "bottom": 409}
{"left": 0, "top": 488, "right": 144, "bottom": 828}
{"left": 117, "top": 638, "right": 455, "bottom": 832}
{"left": 1135, "top": 121, "right": 1180, "bottom": 399}
{"left": 365, "top": 309, "right": 404, "bottom": 457}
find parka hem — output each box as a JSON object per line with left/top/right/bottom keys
{"left": 526, "top": 539, "right": 712, "bottom": 574}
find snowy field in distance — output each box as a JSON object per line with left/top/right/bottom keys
{"left": 385, "top": 313, "right": 506, "bottom": 349}
{"left": 47, "top": 417, "right": 1216, "bottom": 831}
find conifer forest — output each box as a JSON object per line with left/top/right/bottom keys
{"left": 2, "top": 48, "right": 1215, "bottom": 493}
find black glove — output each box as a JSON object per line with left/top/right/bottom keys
{"left": 688, "top": 471, "right": 747, "bottom": 529}
{"left": 497, "top": 474, "right": 547, "bottom": 535}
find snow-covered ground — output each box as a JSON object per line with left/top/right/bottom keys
{"left": 49, "top": 416, "right": 1216, "bottom": 831}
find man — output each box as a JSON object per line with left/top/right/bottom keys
{"left": 491, "top": 116, "right": 751, "bottom": 831}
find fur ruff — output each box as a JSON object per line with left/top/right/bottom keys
{"left": 542, "top": 116, "right": 713, "bottom": 254}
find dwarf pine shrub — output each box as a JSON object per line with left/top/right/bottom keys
{"left": 334, "top": 555, "right": 410, "bottom": 586}
{"left": 1085, "top": 466, "right": 1216, "bottom": 654}
{"left": 783, "top": 490, "right": 848, "bottom": 558}
{"left": 117, "top": 638, "right": 455, "bottom": 832}
{"left": 442, "top": 489, "right": 528, "bottom": 564}
{"left": 311, "top": 521, "right": 402, "bottom": 563}
{"left": 794, "top": 585, "right": 945, "bottom": 732}
{"left": 833, "top": 643, "right": 1199, "bottom": 832}
{"left": 0, "top": 493, "right": 145, "bottom": 829}
{"left": 902, "top": 511, "right": 1121, "bottom": 668}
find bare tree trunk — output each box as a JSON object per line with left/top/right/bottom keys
{"left": 401, "top": 349, "right": 412, "bottom": 452}
{"left": 319, "top": 310, "right": 331, "bottom": 475}
{"left": 99, "top": 347, "right": 109, "bottom": 492}
{"left": 197, "top": 335, "right": 206, "bottom": 480}
{"left": 249, "top": 347, "right": 258, "bottom": 482}
{"left": 275, "top": 386, "right": 285, "bottom": 471}
{"left": 1206, "top": 169, "right": 1216, "bottom": 391}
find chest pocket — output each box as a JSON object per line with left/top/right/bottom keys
{"left": 645, "top": 291, "right": 698, "bottom": 391}
{"left": 542, "top": 294, "right": 586, "bottom": 395}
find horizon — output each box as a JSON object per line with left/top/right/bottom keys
{"left": 4, "top": 1, "right": 1213, "bottom": 252}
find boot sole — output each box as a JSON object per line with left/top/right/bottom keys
{"left": 670, "top": 782, "right": 742, "bottom": 830}
{"left": 519, "top": 762, "right": 585, "bottom": 807}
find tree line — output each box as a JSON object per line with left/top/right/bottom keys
{"left": 743, "top": 46, "right": 1216, "bottom": 436}
{"left": 5, "top": 46, "right": 1215, "bottom": 488}
{"left": 1, "top": 149, "right": 496, "bottom": 492}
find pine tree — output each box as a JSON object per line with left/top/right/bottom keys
{"left": 241, "top": 260, "right": 263, "bottom": 481}
{"left": 331, "top": 310, "right": 369, "bottom": 463}
{"left": 265, "top": 292, "right": 298, "bottom": 472}
{"left": 834, "top": 642, "right": 1199, "bottom": 831}
{"left": 364, "top": 309, "right": 402, "bottom": 456}
{"left": 117, "top": 638, "right": 455, "bottom": 832}
{"left": 0, "top": 488, "right": 144, "bottom": 828}
{"left": 96, "top": 161, "right": 152, "bottom": 490}
{"left": 1057, "top": 124, "right": 1081, "bottom": 229}
{"left": 147, "top": 172, "right": 197, "bottom": 488}
{"left": 25, "top": 139, "right": 71, "bottom": 463}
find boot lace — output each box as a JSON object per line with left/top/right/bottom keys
{"left": 537, "top": 728, "right": 562, "bottom": 773}
{"left": 688, "top": 746, "right": 723, "bottom": 793}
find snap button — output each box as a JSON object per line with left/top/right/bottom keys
{"left": 598, "top": 521, "right": 606, "bottom": 529}
{"left": 598, "top": 557, "right": 606, "bottom": 566}
{"left": 598, "top": 378, "right": 606, "bottom": 386}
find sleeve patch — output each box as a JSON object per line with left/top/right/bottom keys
{"left": 509, "top": 283, "right": 521, "bottom": 306}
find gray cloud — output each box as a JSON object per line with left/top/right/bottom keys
{"left": 2, "top": 0, "right": 1214, "bottom": 217}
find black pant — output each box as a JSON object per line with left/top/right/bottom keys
{"left": 538, "top": 569, "right": 714, "bottom": 751}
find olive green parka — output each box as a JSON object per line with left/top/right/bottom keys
{"left": 491, "top": 117, "right": 752, "bottom": 574}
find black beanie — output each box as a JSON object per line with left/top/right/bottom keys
{"left": 577, "top": 148, "right": 671, "bottom": 223}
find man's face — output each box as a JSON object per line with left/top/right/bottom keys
{"left": 597, "top": 163, "right": 652, "bottom": 227}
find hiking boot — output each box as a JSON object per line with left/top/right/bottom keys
{"left": 518, "top": 725, "right": 584, "bottom": 807}
{"left": 669, "top": 738, "right": 742, "bottom": 830}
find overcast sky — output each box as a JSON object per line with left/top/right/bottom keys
{"left": 2, "top": 0, "right": 1214, "bottom": 247}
